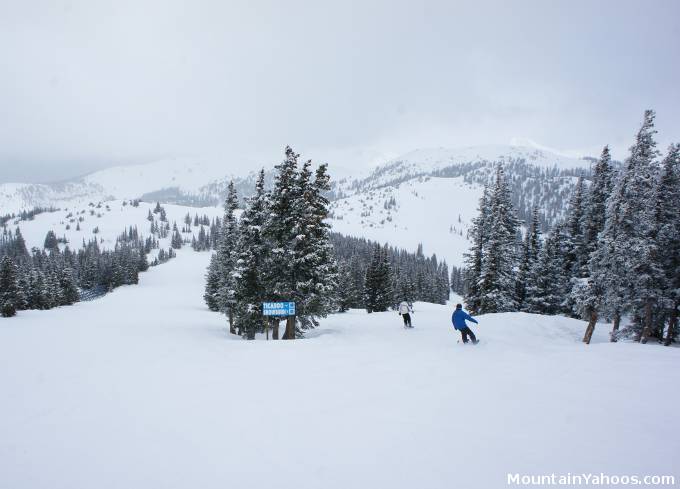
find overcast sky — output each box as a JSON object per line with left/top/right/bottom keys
{"left": 1, "top": 0, "right": 679, "bottom": 183}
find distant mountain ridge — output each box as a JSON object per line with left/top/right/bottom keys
{"left": 0, "top": 144, "right": 593, "bottom": 216}
{"left": 332, "top": 145, "right": 590, "bottom": 197}
{"left": 0, "top": 144, "right": 598, "bottom": 268}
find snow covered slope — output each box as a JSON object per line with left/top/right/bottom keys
{"left": 329, "top": 176, "right": 480, "bottom": 267}
{"left": 10, "top": 201, "right": 223, "bottom": 257}
{"left": 328, "top": 144, "right": 590, "bottom": 266}
{"left": 1, "top": 251, "right": 678, "bottom": 489}
{"left": 334, "top": 144, "right": 589, "bottom": 197}
{"left": 0, "top": 181, "right": 107, "bottom": 214}
{"left": 0, "top": 158, "right": 240, "bottom": 214}
{"left": 81, "top": 157, "right": 235, "bottom": 199}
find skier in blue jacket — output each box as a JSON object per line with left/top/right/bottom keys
{"left": 452, "top": 303, "right": 479, "bottom": 344}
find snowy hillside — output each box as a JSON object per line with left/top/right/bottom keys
{"left": 0, "top": 181, "right": 108, "bottom": 214}
{"left": 10, "top": 201, "right": 223, "bottom": 257}
{"left": 81, "top": 157, "right": 236, "bottom": 200}
{"left": 1, "top": 251, "right": 678, "bottom": 489}
{"left": 329, "top": 176, "right": 480, "bottom": 267}
{"left": 328, "top": 145, "right": 590, "bottom": 266}
{"left": 0, "top": 158, "right": 240, "bottom": 214}
{"left": 334, "top": 144, "right": 589, "bottom": 197}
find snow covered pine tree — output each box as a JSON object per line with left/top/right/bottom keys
{"left": 476, "top": 166, "right": 520, "bottom": 314}
{"left": 0, "top": 256, "right": 20, "bottom": 317}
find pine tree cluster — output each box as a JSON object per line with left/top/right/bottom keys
{"left": 331, "top": 235, "right": 450, "bottom": 312}
{"left": 0, "top": 226, "right": 152, "bottom": 317}
{"left": 464, "top": 167, "right": 521, "bottom": 313}
{"left": 450, "top": 265, "right": 465, "bottom": 295}
{"left": 463, "top": 110, "right": 680, "bottom": 346}
{"left": 0, "top": 206, "right": 59, "bottom": 228}
{"left": 204, "top": 147, "right": 339, "bottom": 339}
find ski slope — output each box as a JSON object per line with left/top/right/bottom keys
{"left": 1, "top": 251, "right": 678, "bottom": 489}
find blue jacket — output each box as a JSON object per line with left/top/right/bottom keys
{"left": 452, "top": 309, "right": 478, "bottom": 330}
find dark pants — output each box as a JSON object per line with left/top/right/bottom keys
{"left": 460, "top": 326, "right": 477, "bottom": 343}
{"left": 402, "top": 313, "right": 412, "bottom": 327}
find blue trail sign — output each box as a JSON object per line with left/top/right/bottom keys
{"left": 262, "top": 301, "right": 296, "bottom": 317}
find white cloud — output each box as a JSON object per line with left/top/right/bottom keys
{"left": 1, "top": 0, "right": 678, "bottom": 182}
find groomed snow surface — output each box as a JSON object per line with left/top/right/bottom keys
{"left": 1, "top": 251, "right": 678, "bottom": 489}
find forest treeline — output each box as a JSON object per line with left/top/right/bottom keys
{"left": 0, "top": 226, "right": 168, "bottom": 317}
{"left": 463, "top": 110, "right": 679, "bottom": 345}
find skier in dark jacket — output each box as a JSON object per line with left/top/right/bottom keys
{"left": 452, "top": 303, "right": 479, "bottom": 344}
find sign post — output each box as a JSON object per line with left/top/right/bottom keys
{"left": 262, "top": 302, "right": 296, "bottom": 340}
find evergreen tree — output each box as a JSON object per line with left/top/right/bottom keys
{"left": 336, "top": 264, "right": 355, "bottom": 312}
{"left": 653, "top": 144, "right": 680, "bottom": 345}
{"left": 58, "top": 265, "right": 80, "bottom": 305}
{"left": 233, "top": 170, "right": 269, "bottom": 339}
{"left": 28, "top": 268, "right": 49, "bottom": 310}
{"left": 477, "top": 166, "right": 520, "bottom": 313}
{"left": 615, "top": 111, "right": 661, "bottom": 342}
{"left": 261, "top": 147, "right": 301, "bottom": 338}
{"left": 13, "top": 227, "right": 29, "bottom": 258}
{"left": 0, "top": 256, "right": 20, "bottom": 317}
{"left": 580, "top": 146, "right": 613, "bottom": 271}
{"left": 204, "top": 254, "right": 221, "bottom": 311}
{"left": 588, "top": 111, "right": 661, "bottom": 342}
{"left": 524, "top": 224, "right": 567, "bottom": 315}
{"left": 395, "top": 265, "right": 416, "bottom": 305}
{"left": 171, "top": 228, "right": 183, "bottom": 249}
{"left": 215, "top": 181, "right": 240, "bottom": 333}
{"left": 137, "top": 248, "right": 149, "bottom": 273}
{"left": 349, "top": 255, "right": 365, "bottom": 308}
{"left": 516, "top": 206, "right": 542, "bottom": 310}
{"left": 44, "top": 230, "right": 59, "bottom": 252}
{"left": 572, "top": 147, "right": 614, "bottom": 342}
{"left": 437, "top": 261, "right": 450, "bottom": 304}
{"left": 450, "top": 265, "right": 465, "bottom": 296}
{"left": 562, "top": 176, "right": 586, "bottom": 278}
{"left": 15, "top": 265, "right": 30, "bottom": 310}
{"left": 463, "top": 186, "right": 490, "bottom": 313}
{"left": 364, "top": 244, "right": 392, "bottom": 313}
{"left": 561, "top": 177, "right": 587, "bottom": 315}
{"left": 290, "top": 162, "right": 339, "bottom": 329}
